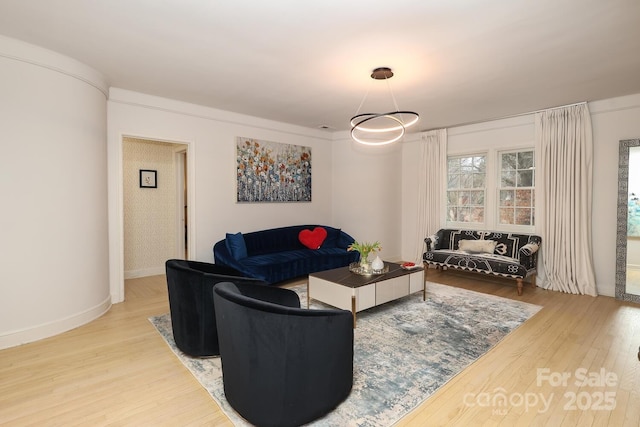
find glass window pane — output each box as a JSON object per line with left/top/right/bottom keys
{"left": 461, "top": 157, "right": 473, "bottom": 172}
{"left": 502, "top": 153, "right": 517, "bottom": 170}
{"left": 471, "top": 207, "right": 484, "bottom": 223}
{"left": 447, "top": 207, "right": 457, "bottom": 221}
{"left": 474, "top": 156, "right": 486, "bottom": 172}
{"left": 501, "top": 171, "right": 516, "bottom": 187}
{"left": 515, "top": 189, "right": 532, "bottom": 206}
{"left": 499, "top": 207, "right": 514, "bottom": 224}
{"left": 517, "top": 170, "right": 534, "bottom": 187}
{"left": 515, "top": 208, "right": 532, "bottom": 225}
{"left": 448, "top": 174, "right": 459, "bottom": 189}
{"left": 458, "top": 207, "right": 469, "bottom": 222}
{"left": 471, "top": 190, "right": 485, "bottom": 205}
{"left": 461, "top": 174, "right": 473, "bottom": 189}
{"left": 500, "top": 190, "right": 514, "bottom": 206}
{"left": 447, "top": 191, "right": 458, "bottom": 205}
{"left": 448, "top": 158, "right": 460, "bottom": 173}
{"left": 472, "top": 173, "right": 485, "bottom": 188}
{"left": 517, "top": 151, "right": 534, "bottom": 169}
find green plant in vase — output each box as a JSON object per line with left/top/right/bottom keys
{"left": 347, "top": 241, "right": 382, "bottom": 270}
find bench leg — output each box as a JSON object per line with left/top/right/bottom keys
{"left": 531, "top": 274, "right": 537, "bottom": 288}
{"left": 517, "top": 278, "right": 523, "bottom": 296}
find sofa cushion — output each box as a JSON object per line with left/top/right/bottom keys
{"left": 226, "top": 232, "right": 248, "bottom": 260}
{"left": 298, "top": 227, "right": 327, "bottom": 249}
{"left": 424, "top": 249, "right": 527, "bottom": 278}
{"left": 458, "top": 239, "right": 497, "bottom": 254}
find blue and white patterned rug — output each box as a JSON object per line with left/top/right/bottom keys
{"left": 149, "top": 282, "right": 541, "bottom": 426}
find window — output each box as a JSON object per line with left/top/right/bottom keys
{"left": 498, "top": 150, "right": 535, "bottom": 226}
{"left": 447, "top": 155, "right": 486, "bottom": 224}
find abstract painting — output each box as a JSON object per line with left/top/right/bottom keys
{"left": 236, "top": 137, "right": 311, "bottom": 202}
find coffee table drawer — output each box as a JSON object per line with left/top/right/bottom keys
{"left": 376, "top": 276, "right": 409, "bottom": 305}
{"left": 409, "top": 270, "right": 424, "bottom": 293}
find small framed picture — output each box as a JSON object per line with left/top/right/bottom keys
{"left": 140, "top": 169, "right": 157, "bottom": 188}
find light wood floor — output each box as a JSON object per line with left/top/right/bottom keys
{"left": 1, "top": 270, "right": 639, "bottom": 426}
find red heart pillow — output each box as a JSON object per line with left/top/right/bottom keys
{"left": 298, "top": 227, "right": 327, "bottom": 250}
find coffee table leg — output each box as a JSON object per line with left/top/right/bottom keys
{"left": 307, "top": 282, "right": 310, "bottom": 308}
{"left": 351, "top": 295, "right": 356, "bottom": 328}
{"left": 423, "top": 278, "right": 426, "bottom": 301}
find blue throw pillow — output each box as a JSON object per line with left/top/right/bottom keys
{"left": 226, "top": 232, "right": 247, "bottom": 260}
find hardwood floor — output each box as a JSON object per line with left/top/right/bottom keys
{"left": 1, "top": 270, "right": 639, "bottom": 426}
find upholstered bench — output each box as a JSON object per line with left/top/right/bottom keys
{"left": 423, "top": 229, "right": 541, "bottom": 295}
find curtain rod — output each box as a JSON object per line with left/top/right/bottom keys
{"left": 423, "top": 101, "right": 587, "bottom": 132}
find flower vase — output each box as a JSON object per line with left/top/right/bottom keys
{"left": 359, "top": 252, "right": 372, "bottom": 273}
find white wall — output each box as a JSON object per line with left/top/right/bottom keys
{"left": 401, "top": 93, "right": 640, "bottom": 297}
{"left": 591, "top": 94, "right": 640, "bottom": 295}
{"left": 0, "top": 36, "right": 111, "bottom": 349}
{"left": 331, "top": 134, "right": 405, "bottom": 261}
{"left": 107, "top": 89, "right": 338, "bottom": 302}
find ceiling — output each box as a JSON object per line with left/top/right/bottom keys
{"left": 1, "top": 0, "right": 640, "bottom": 133}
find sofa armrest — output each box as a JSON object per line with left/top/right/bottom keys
{"left": 213, "top": 239, "right": 256, "bottom": 277}
{"left": 424, "top": 234, "right": 440, "bottom": 251}
{"left": 337, "top": 230, "right": 356, "bottom": 249}
{"left": 518, "top": 237, "right": 542, "bottom": 270}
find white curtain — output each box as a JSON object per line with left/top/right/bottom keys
{"left": 535, "top": 104, "right": 597, "bottom": 296}
{"left": 413, "top": 129, "right": 447, "bottom": 263}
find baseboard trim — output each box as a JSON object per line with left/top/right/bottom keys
{"left": 0, "top": 296, "right": 112, "bottom": 350}
{"left": 124, "top": 266, "right": 165, "bottom": 279}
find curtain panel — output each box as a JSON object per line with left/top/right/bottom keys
{"left": 414, "top": 129, "right": 447, "bottom": 263}
{"left": 535, "top": 104, "right": 597, "bottom": 296}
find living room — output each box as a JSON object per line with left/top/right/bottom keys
{"left": 2, "top": 1, "right": 640, "bottom": 425}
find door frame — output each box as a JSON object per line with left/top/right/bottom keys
{"left": 109, "top": 134, "right": 196, "bottom": 303}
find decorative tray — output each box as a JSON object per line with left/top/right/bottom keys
{"left": 349, "top": 262, "right": 389, "bottom": 276}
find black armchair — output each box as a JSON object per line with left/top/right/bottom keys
{"left": 165, "top": 259, "right": 266, "bottom": 357}
{"left": 213, "top": 281, "right": 353, "bottom": 427}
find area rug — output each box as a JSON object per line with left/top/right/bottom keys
{"left": 150, "top": 282, "right": 541, "bottom": 426}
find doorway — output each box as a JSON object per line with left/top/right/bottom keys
{"left": 122, "top": 137, "right": 190, "bottom": 280}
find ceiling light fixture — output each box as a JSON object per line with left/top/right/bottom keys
{"left": 350, "top": 67, "right": 419, "bottom": 146}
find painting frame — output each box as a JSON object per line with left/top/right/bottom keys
{"left": 236, "top": 137, "right": 311, "bottom": 203}
{"left": 140, "top": 169, "right": 157, "bottom": 188}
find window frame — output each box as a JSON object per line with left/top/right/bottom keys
{"left": 445, "top": 152, "right": 489, "bottom": 229}
{"left": 497, "top": 148, "right": 536, "bottom": 231}
{"left": 444, "top": 146, "right": 536, "bottom": 233}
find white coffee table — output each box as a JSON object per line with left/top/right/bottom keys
{"left": 308, "top": 262, "right": 425, "bottom": 327}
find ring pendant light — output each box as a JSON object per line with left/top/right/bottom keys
{"left": 350, "top": 67, "right": 419, "bottom": 146}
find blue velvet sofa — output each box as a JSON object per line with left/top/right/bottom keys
{"left": 213, "top": 225, "right": 359, "bottom": 284}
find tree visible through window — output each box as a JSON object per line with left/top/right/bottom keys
{"left": 447, "top": 155, "right": 486, "bottom": 223}
{"left": 498, "top": 150, "right": 535, "bottom": 226}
